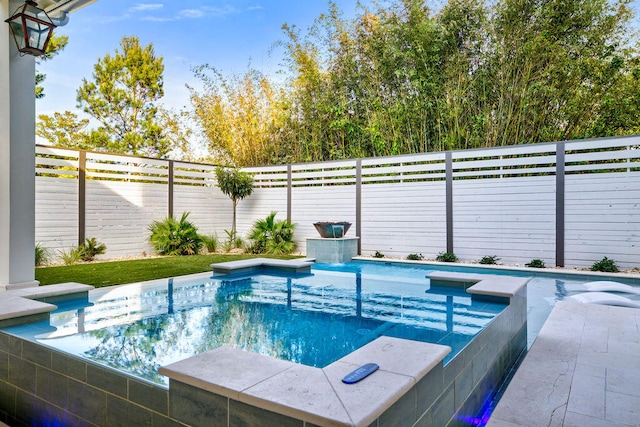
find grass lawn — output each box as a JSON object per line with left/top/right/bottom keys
{"left": 36, "top": 254, "right": 299, "bottom": 288}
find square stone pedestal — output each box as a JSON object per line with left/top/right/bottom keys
{"left": 306, "top": 237, "right": 359, "bottom": 263}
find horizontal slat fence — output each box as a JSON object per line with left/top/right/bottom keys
{"left": 35, "top": 135, "right": 640, "bottom": 269}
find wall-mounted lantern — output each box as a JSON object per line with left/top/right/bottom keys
{"left": 5, "top": 1, "right": 56, "bottom": 57}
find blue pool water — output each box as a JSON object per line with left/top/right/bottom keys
{"left": 6, "top": 260, "right": 632, "bottom": 386}
{"left": 4, "top": 261, "right": 512, "bottom": 385}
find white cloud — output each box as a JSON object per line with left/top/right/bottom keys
{"left": 178, "top": 9, "right": 205, "bottom": 19}
{"left": 129, "top": 3, "right": 164, "bottom": 13}
{"left": 177, "top": 5, "right": 241, "bottom": 19}
{"left": 141, "top": 16, "right": 175, "bottom": 22}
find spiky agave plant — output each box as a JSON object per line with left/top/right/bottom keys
{"left": 149, "top": 212, "right": 203, "bottom": 255}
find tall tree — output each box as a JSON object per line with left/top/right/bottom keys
{"left": 215, "top": 166, "right": 254, "bottom": 237}
{"left": 36, "top": 110, "right": 111, "bottom": 150}
{"left": 36, "top": 110, "right": 89, "bottom": 148}
{"left": 76, "top": 36, "right": 168, "bottom": 157}
{"left": 189, "top": 0, "right": 638, "bottom": 165}
{"left": 189, "top": 65, "right": 288, "bottom": 166}
{"left": 36, "top": 33, "right": 68, "bottom": 99}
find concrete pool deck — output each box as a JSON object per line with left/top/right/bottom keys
{"left": 488, "top": 300, "right": 640, "bottom": 426}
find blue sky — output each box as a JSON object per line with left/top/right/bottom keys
{"left": 36, "top": 0, "right": 364, "bottom": 117}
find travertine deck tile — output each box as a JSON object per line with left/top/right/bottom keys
{"left": 488, "top": 301, "right": 640, "bottom": 427}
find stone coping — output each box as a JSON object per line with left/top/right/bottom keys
{"left": 5, "top": 282, "right": 94, "bottom": 300}
{"left": 0, "top": 282, "right": 94, "bottom": 322}
{"left": 160, "top": 336, "right": 450, "bottom": 427}
{"left": 210, "top": 258, "right": 313, "bottom": 275}
{"left": 427, "top": 271, "right": 530, "bottom": 298}
{"left": 0, "top": 297, "right": 56, "bottom": 321}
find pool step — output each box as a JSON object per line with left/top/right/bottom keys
{"left": 211, "top": 258, "right": 313, "bottom": 275}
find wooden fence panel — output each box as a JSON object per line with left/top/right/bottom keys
{"left": 565, "top": 173, "right": 640, "bottom": 268}
{"left": 85, "top": 180, "right": 168, "bottom": 258}
{"left": 173, "top": 185, "right": 230, "bottom": 237}
{"left": 360, "top": 181, "right": 447, "bottom": 258}
{"left": 34, "top": 136, "right": 640, "bottom": 269}
{"left": 452, "top": 177, "right": 556, "bottom": 265}
{"left": 35, "top": 177, "right": 78, "bottom": 256}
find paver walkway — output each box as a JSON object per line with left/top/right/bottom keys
{"left": 488, "top": 300, "right": 640, "bottom": 426}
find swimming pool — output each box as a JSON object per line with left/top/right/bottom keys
{"left": 3, "top": 261, "right": 507, "bottom": 385}
{"left": 3, "top": 259, "right": 632, "bottom": 426}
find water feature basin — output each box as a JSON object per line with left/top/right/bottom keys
{"left": 313, "top": 221, "right": 352, "bottom": 238}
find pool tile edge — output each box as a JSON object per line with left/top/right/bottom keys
{"left": 160, "top": 337, "right": 450, "bottom": 426}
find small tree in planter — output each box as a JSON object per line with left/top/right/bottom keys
{"left": 215, "top": 166, "right": 254, "bottom": 247}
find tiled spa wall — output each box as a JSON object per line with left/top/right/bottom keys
{"left": 0, "top": 286, "right": 526, "bottom": 427}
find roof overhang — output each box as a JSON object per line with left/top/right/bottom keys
{"left": 36, "top": 0, "right": 97, "bottom": 27}
{"left": 40, "top": 0, "right": 97, "bottom": 14}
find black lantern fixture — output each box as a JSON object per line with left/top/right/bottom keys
{"left": 5, "top": 0, "right": 56, "bottom": 57}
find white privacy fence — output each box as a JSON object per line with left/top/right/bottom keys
{"left": 35, "top": 135, "right": 640, "bottom": 269}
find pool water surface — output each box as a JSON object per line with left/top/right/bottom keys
{"left": 4, "top": 262, "right": 508, "bottom": 385}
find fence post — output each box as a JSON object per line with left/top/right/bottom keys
{"left": 556, "top": 142, "right": 565, "bottom": 267}
{"left": 287, "top": 164, "right": 292, "bottom": 222}
{"left": 78, "top": 150, "right": 86, "bottom": 246}
{"left": 446, "top": 152, "right": 453, "bottom": 254}
{"left": 356, "top": 159, "right": 362, "bottom": 255}
{"left": 168, "top": 160, "right": 174, "bottom": 218}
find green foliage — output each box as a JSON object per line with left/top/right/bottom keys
{"left": 479, "top": 255, "right": 500, "bottom": 265}
{"left": 201, "top": 234, "right": 218, "bottom": 253}
{"left": 35, "top": 243, "right": 52, "bottom": 266}
{"left": 526, "top": 259, "right": 546, "bottom": 268}
{"left": 37, "top": 111, "right": 90, "bottom": 149}
{"left": 246, "top": 212, "right": 296, "bottom": 255}
{"left": 436, "top": 252, "right": 458, "bottom": 262}
{"left": 591, "top": 257, "right": 619, "bottom": 273}
{"left": 222, "top": 230, "right": 244, "bottom": 252}
{"left": 59, "top": 247, "right": 82, "bottom": 266}
{"left": 188, "top": 0, "right": 638, "bottom": 164}
{"left": 406, "top": 253, "right": 424, "bottom": 261}
{"left": 78, "top": 238, "right": 107, "bottom": 262}
{"left": 76, "top": 36, "right": 169, "bottom": 157}
{"left": 373, "top": 251, "right": 385, "bottom": 258}
{"left": 35, "top": 33, "right": 68, "bottom": 99}
{"left": 189, "top": 65, "right": 288, "bottom": 166}
{"left": 215, "top": 166, "right": 254, "bottom": 234}
{"left": 149, "top": 213, "right": 203, "bottom": 256}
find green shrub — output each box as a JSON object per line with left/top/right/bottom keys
{"left": 406, "top": 253, "right": 424, "bottom": 261}
{"left": 149, "top": 212, "right": 203, "bottom": 255}
{"left": 246, "top": 212, "right": 296, "bottom": 255}
{"left": 201, "top": 234, "right": 218, "bottom": 253}
{"left": 78, "top": 237, "right": 107, "bottom": 261}
{"left": 222, "top": 230, "right": 244, "bottom": 252}
{"left": 591, "top": 257, "right": 619, "bottom": 273}
{"left": 526, "top": 258, "right": 546, "bottom": 268}
{"left": 35, "top": 243, "right": 52, "bottom": 266}
{"left": 436, "top": 252, "right": 458, "bottom": 262}
{"left": 374, "top": 251, "right": 385, "bottom": 258}
{"left": 59, "top": 247, "right": 82, "bottom": 265}
{"left": 479, "top": 255, "right": 500, "bottom": 265}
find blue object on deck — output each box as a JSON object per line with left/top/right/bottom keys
{"left": 342, "top": 363, "right": 379, "bottom": 384}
